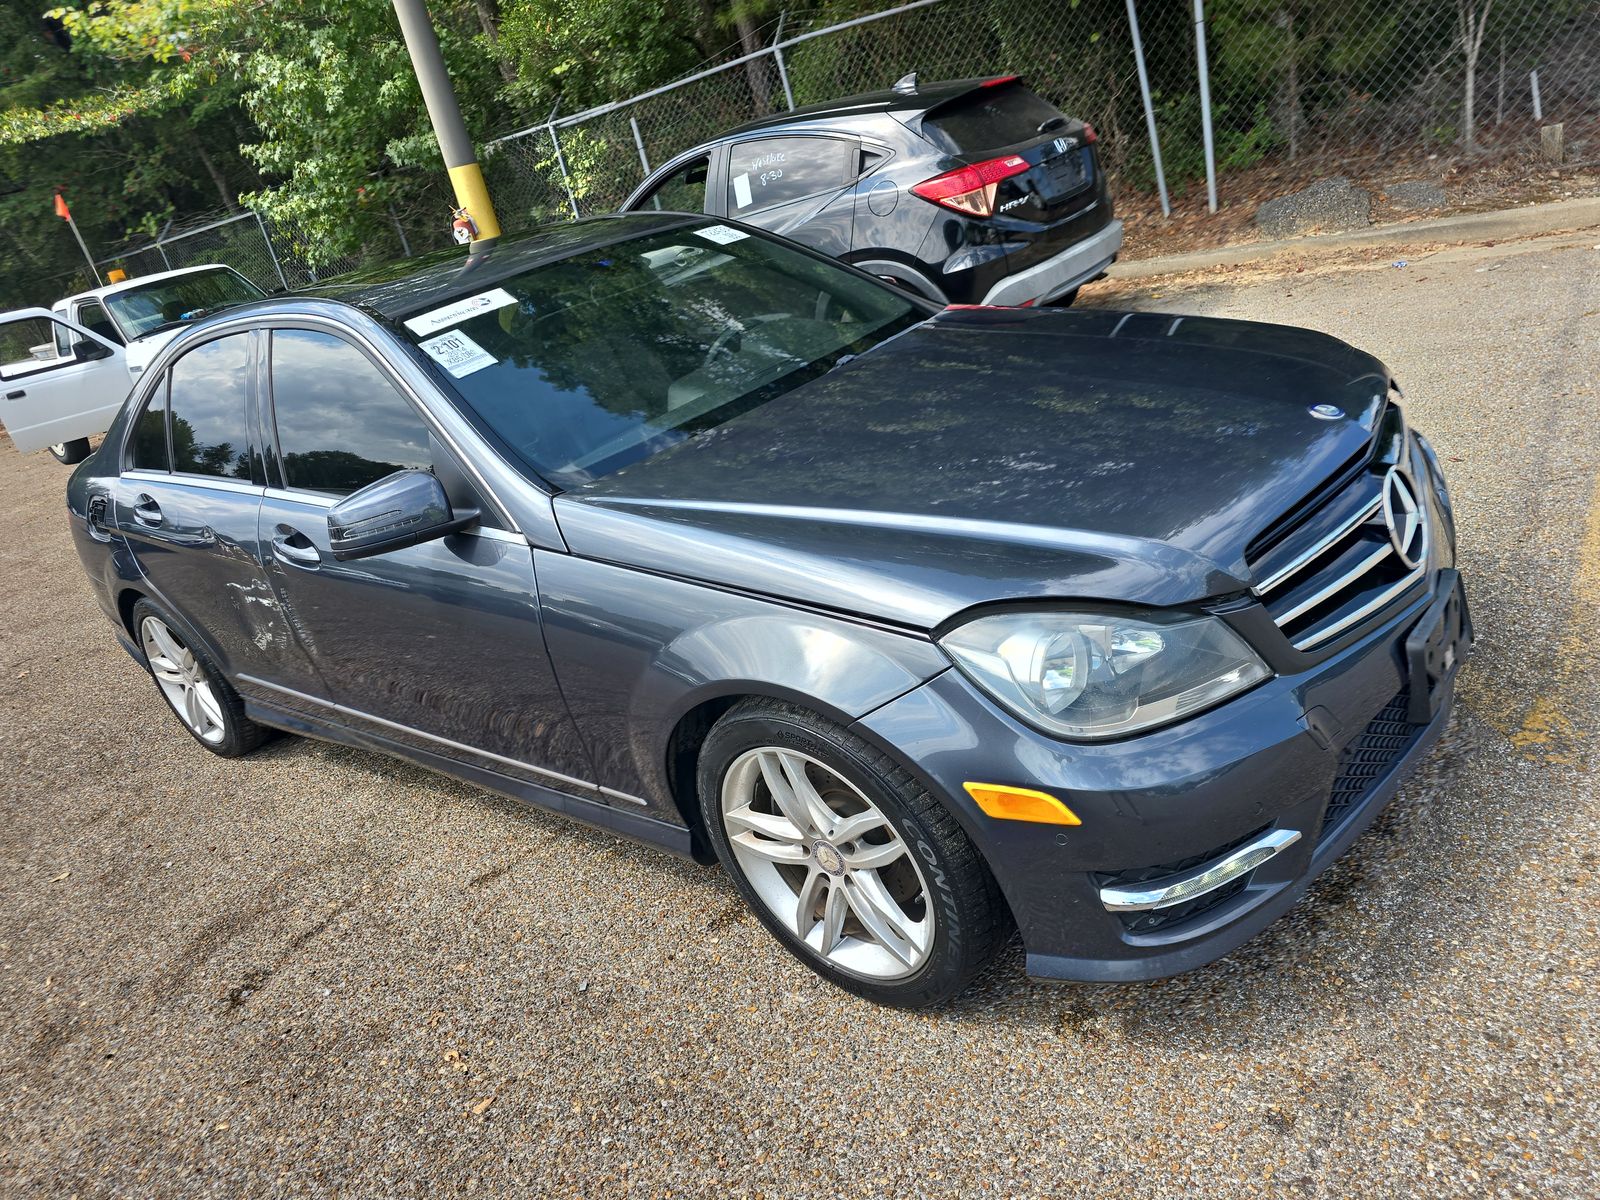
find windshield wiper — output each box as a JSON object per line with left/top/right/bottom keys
{"left": 826, "top": 317, "right": 923, "bottom": 375}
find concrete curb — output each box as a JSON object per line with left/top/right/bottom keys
{"left": 1107, "top": 196, "right": 1600, "bottom": 280}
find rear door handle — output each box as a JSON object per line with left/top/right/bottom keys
{"left": 132, "top": 494, "right": 162, "bottom": 526}
{"left": 5, "top": 390, "right": 23, "bottom": 400}
{"left": 271, "top": 525, "right": 321, "bottom": 567}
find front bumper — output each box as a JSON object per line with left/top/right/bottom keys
{"left": 852, "top": 568, "right": 1467, "bottom": 982}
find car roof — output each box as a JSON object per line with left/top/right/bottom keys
{"left": 721, "top": 76, "right": 1010, "bottom": 138}
{"left": 295, "top": 211, "right": 705, "bottom": 322}
{"left": 58, "top": 264, "right": 244, "bottom": 307}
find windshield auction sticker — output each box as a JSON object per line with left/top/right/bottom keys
{"left": 404, "top": 287, "right": 517, "bottom": 336}
{"left": 696, "top": 224, "right": 749, "bottom": 245}
{"left": 417, "top": 329, "right": 497, "bottom": 378}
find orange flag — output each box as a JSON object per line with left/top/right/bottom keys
{"left": 54, "top": 192, "right": 71, "bottom": 221}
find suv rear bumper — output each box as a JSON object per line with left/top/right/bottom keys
{"left": 981, "top": 218, "right": 1123, "bottom": 306}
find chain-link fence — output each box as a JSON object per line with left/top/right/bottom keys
{"left": 1195, "top": 0, "right": 1597, "bottom": 178}
{"left": 46, "top": 0, "right": 1599, "bottom": 300}
{"left": 483, "top": 0, "right": 1598, "bottom": 231}
{"left": 484, "top": 0, "right": 1156, "bottom": 229}
{"left": 95, "top": 210, "right": 366, "bottom": 294}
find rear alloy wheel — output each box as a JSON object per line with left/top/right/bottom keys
{"left": 700, "top": 699, "right": 1009, "bottom": 1008}
{"left": 49, "top": 438, "right": 90, "bottom": 465}
{"left": 132, "top": 599, "right": 273, "bottom": 758}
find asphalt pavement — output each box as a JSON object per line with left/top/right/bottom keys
{"left": 1, "top": 228, "right": 1596, "bottom": 1198}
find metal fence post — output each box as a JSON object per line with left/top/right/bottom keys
{"left": 1496, "top": 39, "right": 1505, "bottom": 124}
{"left": 254, "top": 210, "right": 291, "bottom": 290}
{"left": 630, "top": 116, "right": 652, "bottom": 175}
{"left": 1530, "top": 70, "right": 1542, "bottom": 121}
{"left": 1125, "top": 0, "right": 1170, "bottom": 218}
{"left": 773, "top": 11, "right": 797, "bottom": 111}
{"left": 545, "top": 103, "right": 580, "bottom": 219}
{"left": 1193, "top": 0, "right": 1219, "bottom": 214}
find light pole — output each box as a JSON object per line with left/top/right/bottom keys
{"left": 391, "top": 0, "right": 502, "bottom": 245}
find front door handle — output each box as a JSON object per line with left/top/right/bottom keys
{"left": 272, "top": 525, "right": 321, "bottom": 567}
{"left": 132, "top": 494, "right": 162, "bottom": 526}
{"left": 4, "top": 390, "right": 23, "bottom": 400}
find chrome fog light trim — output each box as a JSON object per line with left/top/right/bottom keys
{"left": 1099, "top": 828, "right": 1303, "bottom": 912}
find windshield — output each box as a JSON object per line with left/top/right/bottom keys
{"left": 105, "top": 268, "right": 267, "bottom": 340}
{"left": 402, "top": 223, "right": 921, "bottom": 487}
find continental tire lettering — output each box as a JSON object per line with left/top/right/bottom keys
{"left": 916, "top": 837, "right": 961, "bottom": 949}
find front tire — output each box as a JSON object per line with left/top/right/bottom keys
{"left": 49, "top": 438, "right": 90, "bottom": 464}
{"left": 132, "top": 599, "right": 274, "bottom": 758}
{"left": 698, "top": 699, "right": 1009, "bottom": 1008}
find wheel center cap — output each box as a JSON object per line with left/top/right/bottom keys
{"left": 813, "top": 841, "right": 845, "bottom": 876}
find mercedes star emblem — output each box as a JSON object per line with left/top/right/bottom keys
{"left": 1380, "top": 466, "right": 1427, "bottom": 568}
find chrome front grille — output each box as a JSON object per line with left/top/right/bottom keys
{"left": 1252, "top": 467, "right": 1430, "bottom": 651}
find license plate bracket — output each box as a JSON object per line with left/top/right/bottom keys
{"left": 1404, "top": 568, "right": 1472, "bottom": 724}
{"left": 1040, "top": 150, "right": 1085, "bottom": 200}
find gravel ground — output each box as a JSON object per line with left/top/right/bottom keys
{"left": 2, "top": 230, "right": 1597, "bottom": 1198}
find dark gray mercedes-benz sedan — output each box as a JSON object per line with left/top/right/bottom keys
{"left": 66, "top": 212, "right": 1470, "bottom": 1007}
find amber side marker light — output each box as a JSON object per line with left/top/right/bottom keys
{"left": 963, "top": 783, "right": 1081, "bottom": 826}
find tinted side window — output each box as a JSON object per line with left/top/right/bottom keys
{"left": 727, "top": 137, "right": 853, "bottom": 215}
{"left": 269, "top": 329, "right": 432, "bottom": 494}
{"left": 76, "top": 301, "right": 123, "bottom": 345}
{"left": 168, "top": 334, "right": 253, "bottom": 479}
{"left": 129, "top": 381, "right": 169, "bottom": 471}
{"left": 640, "top": 155, "right": 709, "bottom": 213}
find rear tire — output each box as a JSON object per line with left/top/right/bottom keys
{"left": 698, "top": 698, "right": 1009, "bottom": 1008}
{"left": 49, "top": 438, "right": 90, "bottom": 465}
{"left": 131, "top": 599, "right": 275, "bottom": 758}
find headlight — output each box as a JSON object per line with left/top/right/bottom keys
{"left": 940, "top": 610, "right": 1271, "bottom": 740}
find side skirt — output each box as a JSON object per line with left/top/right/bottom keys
{"left": 245, "top": 699, "right": 701, "bottom": 861}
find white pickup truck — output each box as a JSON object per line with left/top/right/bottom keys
{"left": 0, "top": 264, "right": 266, "bottom": 463}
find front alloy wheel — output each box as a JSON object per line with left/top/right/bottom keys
{"left": 700, "top": 699, "right": 1009, "bottom": 1008}
{"left": 722, "top": 747, "right": 933, "bottom": 979}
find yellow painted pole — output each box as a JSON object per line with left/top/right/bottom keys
{"left": 392, "top": 0, "right": 501, "bottom": 243}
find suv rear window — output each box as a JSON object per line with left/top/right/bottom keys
{"left": 922, "top": 83, "right": 1066, "bottom": 154}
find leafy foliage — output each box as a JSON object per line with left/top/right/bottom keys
{"left": 0, "top": 0, "right": 1592, "bottom": 305}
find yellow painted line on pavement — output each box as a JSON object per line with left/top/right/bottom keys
{"left": 1509, "top": 466, "right": 1600, "bottom": 759}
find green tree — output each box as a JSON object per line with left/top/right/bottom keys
{"left": 0, "top": 1, "right": 260, "bottom": 306}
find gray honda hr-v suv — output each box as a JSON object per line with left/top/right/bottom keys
{"left": 66, "top": 212, "right": 1469, "bottom": 1007}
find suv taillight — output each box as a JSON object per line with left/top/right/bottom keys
{"left": 910, "top": 155, "right": 1030, "bottom": 217}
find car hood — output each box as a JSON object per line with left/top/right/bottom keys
{"left": 125, "top": 325, "right": 186, "bottom": 376}
{"left": 554, "top": 308, "right": 1389, "bottom": 629}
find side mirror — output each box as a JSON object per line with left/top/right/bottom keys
{"left": 72, "top": 339, "right": 113, "bottom": 362}
{"left": 326, "top": 469, "right": 479, "bottom": 561}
